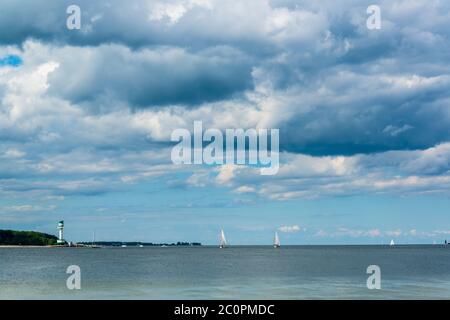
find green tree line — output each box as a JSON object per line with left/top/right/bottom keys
{"left": 0, "top": 230, "right": 58, "bottom": 246}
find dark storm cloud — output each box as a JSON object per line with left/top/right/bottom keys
{"left": 278, "top": 67, "right": 450, "bottom": 155}
{"left": 46, "top": 45, "right": 253, "bottom": 107}
{"left": 0, "top": 0, "right": 154, "bottom": 47}
{"left": 0, "top": 0, "right": 281, "bottom": 49}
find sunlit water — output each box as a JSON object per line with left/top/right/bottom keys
{"left": 1, "top": 245, "right": 449, "bottom": 299}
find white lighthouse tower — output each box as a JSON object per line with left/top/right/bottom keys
{"left": 57, "top": 220, "right": 65, "bottom": 244}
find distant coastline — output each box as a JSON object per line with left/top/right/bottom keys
{"left": 0, "top": 229, "right": 202, "bottom": 247}
{"left": 78, "top": 241, "right": 202, "bottom": 247}
{"left": 1, "top": 229, "right": 447, "bottom": 247}
{"left": 2, "top": 243, "right": 448, "bottom": 248}
{"left": 0, "top": 245, "right": 55, "bottom": 248}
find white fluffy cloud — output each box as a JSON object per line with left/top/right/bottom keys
{"left": 315, "top": 227, "right": 450, "bottom": 239}
{"left": 278, "top": 225, "right": 301, "bottom": 233}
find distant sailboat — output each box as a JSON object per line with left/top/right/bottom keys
{"left": 390, "top": 239, "right": 395, "bottom": 246}
{"left": 90, "top": 230, "right": 101, "bottom": 248}
{"left": 274, "top": 232, "right": 280, "bottom": 248}
{"left": 219, "top": 229, "right": 227, "bottom": 249}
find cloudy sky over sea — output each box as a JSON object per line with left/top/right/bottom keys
{"left": 1, "top": 0, "right": 450, "bottom": 244}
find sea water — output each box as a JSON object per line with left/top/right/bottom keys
{"left": 0, "top": 245, "right": 449, "bottom": 299}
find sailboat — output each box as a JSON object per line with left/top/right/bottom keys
{"left": 90, "top": 230, "right": 101, "bottom": 248}
{"left": 390, "top": 239, "right": 395, "bottom": 246}
{"left": 274, "top": 232, "right": 280, "bottom": 248}
{"left": 219, "top": 229, "right": 227, "bottom": 249}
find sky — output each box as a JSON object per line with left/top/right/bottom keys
{"left": 1, "top": 0, "right": 450, "bottom": 245}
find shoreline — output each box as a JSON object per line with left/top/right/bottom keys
{"left": 0, "top": 245, "right": 98, "bottom": 248}
{"left": 0, "top": 245, "right": 54, "bottom": 248}
{"left": 0, "top": 244, "right": 447, "bottom": 248}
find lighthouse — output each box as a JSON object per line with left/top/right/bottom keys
{"left": 57, "top": 221, "right": 65, "bottom": 244}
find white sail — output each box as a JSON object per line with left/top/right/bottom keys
{"left": 274, "top": 232, "right": 280, "bottom": 248}
{"left": 390, "top": 239, "right": 395, "bottom": 246}
{"left": 219, "top": 229, "right": 227, "bottom": 247}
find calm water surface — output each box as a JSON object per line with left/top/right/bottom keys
{"left": 1, "top": 245, "right": 449, "bottom": 299}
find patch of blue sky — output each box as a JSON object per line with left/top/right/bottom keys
{"left": 0, "top": 55, "right": 23, "bottom": 67}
